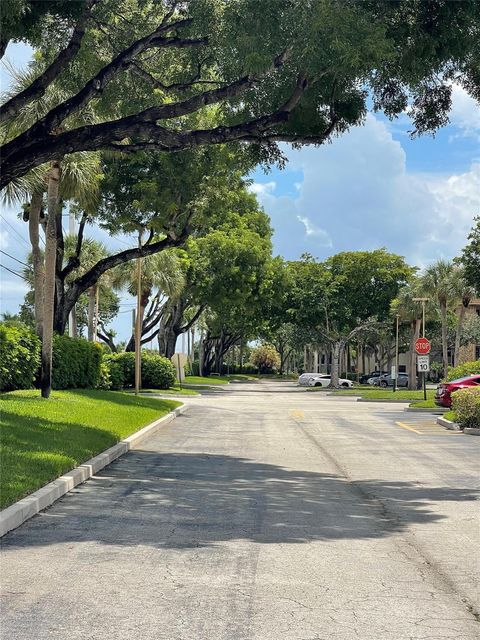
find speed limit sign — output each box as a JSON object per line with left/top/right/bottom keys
{"left": 417, "top": 355, "right": 430, "bottom": 372}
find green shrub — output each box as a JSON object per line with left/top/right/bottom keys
{"left": 97, "top": 359, "right": 111, "bottom": 390}
{"left": 0, "top": 322, "right": 41, "bottom": 391}
{"left": 451, "top": 387, "right": 480, "bottom": 429}
{"left": 447, "top": 360, "right": 480, "bottom": 381}
{"left": 103, "top": 352, "right": 175, "bottom": 389}
{"left": 52, "top": 336, "right": 102, "bottom": 389}
{"left": 103, "top": 352, "right": 135, "bottom": 389}
{"left": 142, "top": 354, "right": 176, "bottom": 389}
{"left": 251, "top": 344, "right": 280, "bottom": 373}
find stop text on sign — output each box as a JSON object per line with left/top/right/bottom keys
{"left": 415, "top": 337, "right": 431, "bottom": 355}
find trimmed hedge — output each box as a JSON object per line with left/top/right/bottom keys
{"left": 451, "top": 387, "right": 480, "bottom": 429}
{"left": 103, "top": 352, "right": 176, "bottom": 389}
{"left": 52, "top": 335, "right": 102, "bottom": 389}
{"left": 0, "top": 322, "right": 41, "bottom": 391}
{"left": 447, "top": 360, "right": 480, "bottom": 381}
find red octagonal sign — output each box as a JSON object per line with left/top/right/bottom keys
{"left": 415, "top": 337, "right": 431, "bottom": 355}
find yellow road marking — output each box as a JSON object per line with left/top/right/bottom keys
{"left": 395, "top": 421, "right": 462, "bottom": 435}
{"left": 396, "top": 421, "right": 423, "bottom": 434}
{"left": 290, "top": 409, "right": 305, "bottom": 419}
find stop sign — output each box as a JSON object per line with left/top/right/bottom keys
{"left": 415, "top": 337, "right": 431, "bottom": 355}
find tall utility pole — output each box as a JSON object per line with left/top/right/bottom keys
{"left": 413, "top": 297, "right": 429, "bottom": 400}
{"left": 68, "top": 209, "right": 76, "bottom": 337}
{"left": 134, "top": 231, "right": 143, "bottom": 395}
{"left": 393, "top": 314, "right": 399, "bottom": 392}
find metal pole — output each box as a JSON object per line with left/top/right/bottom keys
{"left": 177, "top": 353, "right": 182, "bottom": 390}
{"left": 422, "top": 300, "right": 427, "bottom": 401}
{"left": 68, "top": 209, "right": 76, "bottom": 337}
{"left": 393, "top": 314, "right": 399, "bottom": 392}
{"left": 93, "top": 285, "right": 99, "bottom": 342}
{"left": 135, "top": 231, "right": 142, "bottom": 395}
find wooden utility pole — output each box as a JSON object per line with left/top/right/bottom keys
{"left": 93, "top": 285, "right": 100, "bottom": 342}
{"left": 134, "top": 231, "right": 143, "bottom": 395}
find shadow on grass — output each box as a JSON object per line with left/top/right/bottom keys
{"left": 3, "top": 451, "right": 478, "bottom": 549}
{"left": 0, "top": 411, "right": 117, "bottom": 509}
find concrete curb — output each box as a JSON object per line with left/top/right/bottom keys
{"left": 436, "top": 416, "right": 461, "bottom": 431}
{"left": 0, "top": 405, "right": 186, "bottom": 538}
{"left": 405, "top": 407, "right": 446, "bottom": 414}
{"left": 356, "top": 397, "right": 410, "bottom": 403}
{"left": 464, "top": 427, "right": 480, "bottom": 436}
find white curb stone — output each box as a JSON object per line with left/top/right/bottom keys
{"left": 436, "top": 416, "right": 461, "bottom": 431}
{"left": 0, "top": 405, "right": 186, "bottom": 538}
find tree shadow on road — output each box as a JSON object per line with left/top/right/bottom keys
{"left": 2, "top": 451, "right": 478, "bottom": 550}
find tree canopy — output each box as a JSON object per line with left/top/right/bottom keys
{"left": 2, "top": 0, "right": 480, "bottom": 188}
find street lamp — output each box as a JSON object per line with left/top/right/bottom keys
{"left": 412, "top": 297, "right": 429, "bottom": 337}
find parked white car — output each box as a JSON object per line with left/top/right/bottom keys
{"left": 298, "top": 373, "right": 353, "bottom": 388}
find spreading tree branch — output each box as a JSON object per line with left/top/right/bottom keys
{"left": 61, "top": 211, "right": 88, "bottom": 278}
{"left": 0, "top": 0, "right": 98, "bottom": 124}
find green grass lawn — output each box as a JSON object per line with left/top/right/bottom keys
{"left": 319, "top": 388, "right": 436, "bottom": 401}
{"left": 0, "top": 389, "right": 180, "bottom": 509}
{"left": 135, "top": 386, "right": 199, "bottom": 396}
{"left": 443, "top": 410, "right": 457, "bottom": 422}
{"left": 409, "top": 398, "right": 440, "bottom": 408}
{"left": 184, "top": 375, "right": 230, "bottom": 385}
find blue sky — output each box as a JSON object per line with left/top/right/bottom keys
{"left": 1, "top": 43, "right": 479, "bottom": 341}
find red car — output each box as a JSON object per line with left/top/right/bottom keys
{"left": 435, "top": 374, "right": 480, "bottom": 407}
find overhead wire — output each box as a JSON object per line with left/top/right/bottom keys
{"left": 0, "top": 214, "right": 31, "bottom": 249}
{"left": 0, "top": 249, "right": 28, "bottom": 267}
{"left": 0, "top": 263, "right": 27, "bottom": 280}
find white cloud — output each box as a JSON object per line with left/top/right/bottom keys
{"left": 253, "top": 114, "right": 478, "bottom": 266}
{"left": 297, "top": 216, "right": 332, "bottom": 246}
{"left": 248, "top": 181, "right": 276, "bottom": 196}
{"left": 449, "top": 84, "right": 480, "bottom": 140}
{"left": 0, "top": 231, "right": 8, "bottom": 249}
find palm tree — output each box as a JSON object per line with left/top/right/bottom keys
{"left": 1, "top": 62, "right": 100, "bottom": 397}
{"left": 112, "top": 249, "right": 185, "bottom": 352}
{"left": 449, "top": 265, "right": 476, "bottom": 366}
{"left": 63, "top": 236, "right": 109, "bottom": 340}
{"left": 392, "top": 282, "right": 435, "bottom": 390}
{"left": 421, "top": 260, "right": 455, "bottom": 377}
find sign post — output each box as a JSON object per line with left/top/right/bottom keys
{"left": 415, "top": 337, "right": 431, "bottom": 401}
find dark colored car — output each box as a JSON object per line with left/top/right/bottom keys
{"left": 373, "top": 373, "right": 409, "bottom": 388}
{"left": 435, "top": 374, "right": 480, "bottom": 408}
{"left": 359, "top": 371, "right": 387, "bottom": 385}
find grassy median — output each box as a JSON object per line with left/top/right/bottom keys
{"left": 308, "top": 387, "right": 436, "bottom": 402}
{"left": 0, "top": 389, "right": 181, "bottom": 509}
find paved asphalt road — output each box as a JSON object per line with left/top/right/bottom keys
{"left": 1, "top": 380, "right": 479, "bottom": 640}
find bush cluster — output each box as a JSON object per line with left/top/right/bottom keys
{"left": 103, "top": 352, "right": 176, "bottom": 389}
{"left": 52, "top": 335, "right": 103, "bottom": 389}
{"left": 447, "top": 360, "right": 480, "bottom": 381}
{"left": 0, "top": 322, "right": 41, "bottom": 391}
{"left": 451, "top": 387, "right": 480, "bottom": 429}
{"left": 251, "top": 344, "right": 280, "bottom": 373}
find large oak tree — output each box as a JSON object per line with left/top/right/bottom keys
{"left": 2, "top": 0, "right": 480, "bottom": 189}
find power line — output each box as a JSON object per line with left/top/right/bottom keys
{"left": 0, "top": 249, "right": 28, "bottom": 267}
{"left": 0, "top": 263, "right": 27, "bottom": 280}
{"left": 0, "top": 214, "right": 31, "bottom": 249}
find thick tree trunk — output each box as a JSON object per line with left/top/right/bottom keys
{"left": 28, "top": 189, "right": 44, "bottom": 340}
{"left": 454, "top": 303, "right": 467, "bottom": 366}
{"left": 71, "top": 305, "right": 78, "bottom": 337}
{"left": 157, "top": 301, "right": 183, "bottom": 358}
{"left": 440, "top": 302, "right": 449, "bottom": 376}
{"left": 329, "top": 340, "right": 345, "bottom": 388}
{"left": 41, "top": 161, "right": 61, "bottom": 398}
{"left": 87, "top": 286, "right": 96, "bottom": 341}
